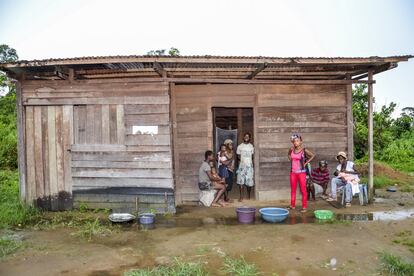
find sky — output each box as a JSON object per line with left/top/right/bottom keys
{"left": 0, "top": 0, "right": 413, "bottom": 116}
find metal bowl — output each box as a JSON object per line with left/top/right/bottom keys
{"left": 108, "top": 213, "right": 136, "bottom": 223}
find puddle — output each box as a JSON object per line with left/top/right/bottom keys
{"left": 372, "top": 209, "right": 414, "bottom": 221}
{"left": 112, "top": 209, "right": 414, "bottom": 230}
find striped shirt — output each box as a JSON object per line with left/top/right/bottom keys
{"left": 311, "top": 168, "right": 330, "bottom": 184}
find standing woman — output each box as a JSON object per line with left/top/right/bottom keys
{"left": 237, "top": 133, "right": 254, "bottom": 202}
{"left": 288, "top": 134, "right": 315, "bottom": 212}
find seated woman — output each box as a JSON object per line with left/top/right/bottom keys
{"left": 310, "top": 160, "right": 330, "bottom": 199}
{"left": 198, "top": 151, "right": 227, "bottom": 207}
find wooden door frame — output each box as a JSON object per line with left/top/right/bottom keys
{"left": 170, "top": 83, "right": 260, "bottom": 204}
{"left": 211, "top": 106, "right": 257, "bottom": 199}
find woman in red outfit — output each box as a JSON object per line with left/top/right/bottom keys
{"left": 287, "top": 134, "right": 315, "bottom": 213}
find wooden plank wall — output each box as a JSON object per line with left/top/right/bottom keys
{"left": 173, "top": 83, "right": 348, "bottom": 202}
{"left": 21, "top": 80, "right": 172, "bottom": 208}
{"left": 24, "top": 105, "right": 73, "bottom": 208}
{"left": 173, "top": 84, "right": 256, "bottom": 203}
{"left": 256, "top": 84, "right": 348, "bottom": 200}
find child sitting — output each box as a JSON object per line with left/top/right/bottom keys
{"left": 310, "top": 160, "right": 330, "bottom": 199}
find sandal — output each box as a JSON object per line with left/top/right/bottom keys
{"left": 211, "top": 203, "right": 221, "bottom": 208}
{"left": 300, "top": 209, "right": 307, "bottom": 213}
{"left": 345, "top": 203, "right": 351, "bottom": 208}
{"left": 287, "top": 206, "right": 296, "bottom": 210}
{"left": 321, "top": 195, "right": 328, "bottom": 200}
{"left": 326, "top": 197, "right": 336, "bottom": 202}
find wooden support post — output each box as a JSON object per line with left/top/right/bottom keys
{"left": 368, "top": 70, "right": 374, "bottom": 203}
{"left": 16, "top": 79, "right": 27, "bottom": 202}
{"left": 237, "top": 108, "right": 243, "bottom": 144}
{"left": 346, "top": 74, "right": 354, "bottom": 160}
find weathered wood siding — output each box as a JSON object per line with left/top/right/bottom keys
{"left": 21, "top": 80, "right": 173, "bottom": 209}
{"left": 256, "top": 84, "right": 348, "bottom": 200}
{"left": 23, "top": 105, "right": 73, "bottom": 209}
{"left": 173, "top": 84, "right": 349, "bottom": 202}
{"left": 172, "top": 84, "right": 256, "bottom": 203}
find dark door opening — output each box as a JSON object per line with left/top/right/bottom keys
{"left": 212, "top": 107, "right": 254, "bottom": 200}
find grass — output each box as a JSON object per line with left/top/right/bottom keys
{"left": 71, "top": 218, "right": 114, "bottom": 241}
{"left": 356, "top": 161, "right": 414, "bottom": 191}
{"left": 0, "top": 234, "right": 24, "bottom": 259}
{"left": 0, "top": 170, "right": 40, "bottom": 229}
{"left": 379, "top": 251, "right": 414, "bottom": 276}
{"left": 393, "top": 230, "right": 414, "bottom": 254}
{"left": 124, "top": 258, "right": 208, "bottom": 276}
{"left": 222, "top": 256, "right": 261, "bottom": 276}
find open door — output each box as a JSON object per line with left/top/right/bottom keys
{"left": 212, "top": 107, "right": 254, "bottom": 199}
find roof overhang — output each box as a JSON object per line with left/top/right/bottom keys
{"left": 1, "top": 55, "right": 412, "bottom": 82}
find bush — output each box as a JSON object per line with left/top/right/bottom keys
{"left": 0, "top": 170, "right": 39, "bottom": 228}
{"left": 379, "top": 131, "right": 414, "bottom": 172}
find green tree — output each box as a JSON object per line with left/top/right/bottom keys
{"left": 352, "top": 84, "right": 397, "bottom": 159}
{"left": 0, "top": 44, "right": 18, "bottom": 169}
{"left": 147, "top": 47, "right": 180, "bottom": 56}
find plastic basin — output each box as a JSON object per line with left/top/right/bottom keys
{"left": 139, "top": 213, "right": 155, "bottom": 224}
{"left": 314, "top": 210, "right": 334, "bottom": 220}
{"left": 259, "top": 207, "right": 289, "bottom": 223}
{"left": 236, "top": 207, "right": 256, "bottom": 223}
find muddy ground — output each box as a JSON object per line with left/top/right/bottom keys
{"left": 1, "top": 189, "right": 414, "bottom": 276}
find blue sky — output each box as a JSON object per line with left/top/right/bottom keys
{"left": 0, "top": 0, "right": 413, "bottom": 115}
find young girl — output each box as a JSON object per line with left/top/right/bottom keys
{"left": 287, "top": 134, "right": 315, "bottom": 212}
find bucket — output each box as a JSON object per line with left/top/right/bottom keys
{"left": 236, "top": 207, "right": 256, "bottom": 223}
{"left": 139, "top": 213, "right": 155, "bottom": 224}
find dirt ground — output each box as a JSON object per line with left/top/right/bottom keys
{"left": 1, "top": 189, "right": 414, "bottom": 276}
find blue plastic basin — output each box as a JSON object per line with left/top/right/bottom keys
{"left": 139, "top": 213, "right": 155, "bottom": 224}
{"left": 259, "top": 207, "right": 289, "bottom": 223}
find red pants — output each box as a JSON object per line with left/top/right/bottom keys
{"left": 290, "top": 172, "right": 307, "bottom": 209}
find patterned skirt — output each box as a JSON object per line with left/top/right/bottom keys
{"left": 236, "top": 165, "right": 254, "bottom": 187}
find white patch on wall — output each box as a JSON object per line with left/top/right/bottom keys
{"left": 132, "top": 125, "right": 158, "bottom": 135}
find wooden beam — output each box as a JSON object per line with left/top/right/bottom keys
{"left": 368, "top": 70, "right": 374, "bottom": 203}
{"left": 153, "top": 62, "right": 167, "bottom": 78}
{"left": 169, "top": 78, "right": 375, "bottom": 85}
{"left": 54, "top": 66, "right": 69, "bottom": 80}
{"left": 352, "top": 62, "right": 398, "bottom": 80}
{"left": 16, "top": 79, "right": 27, "bottom": 202}
{"left": 248, "top": 62, "right": 267, "bottom": 79}
{"left": 346, "top": 74, "right": 354, "bottom": 160}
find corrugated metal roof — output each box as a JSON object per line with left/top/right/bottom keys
{"left": 1, "top": 54, "right": 411, "bottom": 81}
{"left": 2, "top": 54, "right": 412, "bottom": 66}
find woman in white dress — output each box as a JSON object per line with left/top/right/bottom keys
{"left": 236, "top": 133, "right": 254, "bottom": 202}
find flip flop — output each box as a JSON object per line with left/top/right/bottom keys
{"left": 300, "top": 209, "right": 307, "bottom": 213}
{"left": 326, "top": 197, "right": 336, "bottom": 202}
{"left": 287, "top": 206, "right": 296, "bottom": 210}
{"left": 211, "top": 203, "right": 221, "bottom": 208}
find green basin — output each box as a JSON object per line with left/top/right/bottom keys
{"left": 314, "top": 210, "right": 334, "bottom": 220}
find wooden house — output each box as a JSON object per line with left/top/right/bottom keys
{"left": 1, "top": 55, "right": 411, "bottom": 212}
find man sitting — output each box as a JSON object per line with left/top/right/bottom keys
{"left": 326, "top": 152, "right": 360, "bottom": 207}
{"left": 198, "top": 150, "right": 226, "bottom": 207}
{"left": 310, "top": 160, "right": 330, "bottom": 199}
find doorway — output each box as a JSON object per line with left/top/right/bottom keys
{"left": 212, "top": 107, "right": 255, "bottom": 200}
